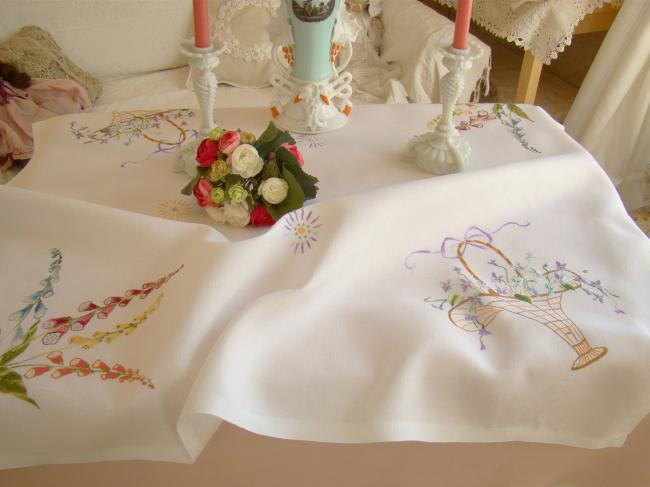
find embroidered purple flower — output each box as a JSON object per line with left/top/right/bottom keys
{"left": 491, "top": 272, "right": 504, "bottom": 284}
{"left": 424, "top": 297, "right": 445, "bottom": 310}
{"left": 460, "top": 279, "right": 473, "bottom": 292}
{"left": 441, "top": 279, "right": 452, "bottom": 293}
{"left": 555, "top": 261, "right": 567, "bottom": 271}
{"left": 478, "top": 327, "right": 491, "bottom": 351}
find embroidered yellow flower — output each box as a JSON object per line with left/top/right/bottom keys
{"left": 69, "top": 293, "right": 163, "bottom": 349}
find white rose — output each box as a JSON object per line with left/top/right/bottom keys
{"left": 204, "top": 205, "right": 225, "bottom": 224}
{"left": 230, "top": 144, "right": 263, "bottom": 178}
{"left": 171, "top": 139, "right": 200, "bottom": 177}
{"left": 258, "top": 177, "right": 289, "bottom": 204}
{"left": 224, "top": 201, "right": 250, "bottom": 227}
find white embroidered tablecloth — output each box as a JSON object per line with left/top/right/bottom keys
{"left": 9, "top": 104, "right": 577, "bottom": 241}
{"left": 2, "top": 103, "right": 650, "bottom": 468}
{"left": 432, "top": 0, "right": 622, "bottom": 64}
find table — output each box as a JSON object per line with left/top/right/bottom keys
{"left": 2, "top": 104, "right": 650, "bottom": 483}
{"left": 426, "top": 0, "right": 621, "bottom": 103}
{"left": 9, "top": 103, "right": 577, "bottom": 241}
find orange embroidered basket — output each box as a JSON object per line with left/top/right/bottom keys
{"left": 448, "top": 239, "right": 608, "bottom": 370}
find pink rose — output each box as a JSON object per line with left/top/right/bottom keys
{"left": 249, "top": 205, "right": 276, "bottom": 227}
{"left": 217, "top": 130, "right": 240, "bottom": 155}
{"left": 192, "top": 178, "right": 213, "bottom": 207}
{"left": 196, "top": 139, "right": 219, "bottom": 167}
{"left": 280, "top": 143, "right": 304, "bottom": 167}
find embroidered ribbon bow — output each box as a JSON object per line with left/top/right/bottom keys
{"left": 405, "top": 221, "right": 529, "bottom": 269}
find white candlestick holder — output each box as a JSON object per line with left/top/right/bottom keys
{"left": 173, "top": 38, "right": 225, "bottom": 176}
{"left": 404, "top": 41, "right": 483, "bottom": 175}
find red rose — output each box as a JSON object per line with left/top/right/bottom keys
{"left": 196, "top": 139, "right": 219, "bottom": 166}
{"left": 280, "top": 143, "right": 304, "bottom": 167}
{"left": 250, "top": 205, "right": 276, "bottom": 226}
{"left": 193, "top": 178, "right": 213, "bottom": 207}
{"left": 217, "top": 130, "right": 240, "bottom": 155}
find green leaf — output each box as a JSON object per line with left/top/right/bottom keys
{"left": 255, "top": 132, "right": 296, "bottom": 159}
{"left": 265, "top": 167, "right": 305, "bottom": 221}
{"left": 275, "top": 147, "right": 319, "bottom": 200}
{"left": 562, "top": 283, "right": 578, "bottom": 291}
{"left": 507, "top": 103, "right": 533, "bottom": 122}
{"left": 450, "top": 294, "right": 460, "bottom": 306}
{"left": 0, "top": 321, "right": 39, "bottom": 367}
{"left": 260, "top": 158, "right": 280, "bottom": 180}
{"left": 514, "top": 293, "right": 533, "bottom": 304}
{"left": 181, "top": 172, "right": 202, "bottom": 196}
{"left": 0, "top": 367, "right": 39, "bottom": 408}
{"left": 256, "top": 121, "right": 278, "bottom": 144}
{"left": 492, "top": 103, "right": 503, "bottom": 117}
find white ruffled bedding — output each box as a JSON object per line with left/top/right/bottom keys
{"left": 94, "top": 67, "right": 276, "bottom": 112}
{"left": 94, "top": 65, "right": 409, "bottom": 113}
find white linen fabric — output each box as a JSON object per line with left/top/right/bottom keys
{"left": 346, "top": 9, "right": 409, "bottom": 103}
{"left": 379, "top": 0, "right": 491, "bottom": 103}
{"left": 431, "top": 0, "right": 622, "bottom": 65}
{"left": 2, "top": 104, "right": 650, "bottom": 469}
{"left": 564, "top": 0, "right": 650, "bottom": 211}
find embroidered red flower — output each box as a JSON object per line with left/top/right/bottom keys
{"left": 280, "top": 143, "right": 304, "bottom": 167}
{"left": 217, "top": 130, "right": 240, "bottom": 155}
{"left": 196, "top": 139, "right": 219, "bottom": 166}
{"left": 192, "top": 178, "right": 213, "bottom": 207}
{"left": 250, "top": 205, "right": 276, "bottom": 227}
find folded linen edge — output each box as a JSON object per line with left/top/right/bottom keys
{"left": 176, "top": 393, "right": 630, "bottom": 462}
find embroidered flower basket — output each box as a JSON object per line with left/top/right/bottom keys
{"left": 447, "top": 239, "right": 608, "bottom": 370}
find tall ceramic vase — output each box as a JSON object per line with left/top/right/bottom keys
{"left": 270, "top": 0, "right": 354, "bottom": 133}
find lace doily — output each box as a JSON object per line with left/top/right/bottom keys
{"left": 433, "top": 0, "right": 622, "bottom": 64}
{"left": 0, "top": 26, "right": 102, "bottom": 101}
{"left": 213, "top": 0, "right": 281, "bottom": 62}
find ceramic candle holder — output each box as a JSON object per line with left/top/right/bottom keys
{"left": 173, "top": 38, "right": 225, "bottom": 176}
{"left": 404, "top": 40, "right": 484, "bottom": 175}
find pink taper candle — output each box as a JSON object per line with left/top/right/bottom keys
{"left": 452, "top": 0, "right": 473, "bottom": 49}
{"left": 193, "top": 0, "right": 210, "bottom": 48}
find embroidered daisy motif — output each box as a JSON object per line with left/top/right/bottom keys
{"left": 158, "top": 198, "right": 193, "bottom": 220}
{"left": 284, "top": 209, "right": 322, "bottom": 254}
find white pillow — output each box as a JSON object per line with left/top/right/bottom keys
{"left": 211, "top": 0, "right": 281, "bottom": 88}
{"left": 0, "top": 0, "right": 195, "bottom": 80}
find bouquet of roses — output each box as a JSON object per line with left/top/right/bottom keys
{"left": 182, "top": 122, "right": 319, "bottom": 227}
